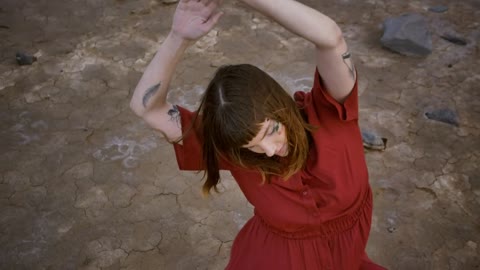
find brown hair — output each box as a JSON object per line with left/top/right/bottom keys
{"left": 196, "top": 64, "right": 315, "bottom": 195}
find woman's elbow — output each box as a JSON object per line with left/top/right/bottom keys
{"left": 129, "top": 100, "right": 144, "bottom": 117}
{"left": 315, "top": 23, "right": 344, "bottom": 49}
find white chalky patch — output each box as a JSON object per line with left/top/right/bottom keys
{"left": 31, "top": 120, "right": 48, "bottom": 131}
{"left": 93, "top": 136, "right": 158, "bottom": 169}
{"left": 173, "top": 85, "right": 206, "bottom": 111}
{"left": 358, "top": 55, "right": 397, "bottom": 68}
{"left": 190, "top": 30, "right": 218, "bottom": 53}
{"left": 75, "top": 186, "right": 108, "bottom": 208}
{"left": 17, "top": 133, "right": 40, "bottom": 145}
{"left": 371, "top": 215, "right": 379, "bottom": 232}
{"left": 10, "top": 113, "right": 48, "bottom": 145}
{"left": 57, "top": 222, "right": 73, "bottom": 235}
{"left": 272, "top": 74, "right": 313, "bottom": 95}
{"left": 0, "top": 69, "right": 22, "bottom": 91}
{"left": 233, "top": 212, "right": 248, "bottom": 229}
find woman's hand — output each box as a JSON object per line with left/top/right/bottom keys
{"left": 171, "top": 0, "right": 223, "bottom": 41}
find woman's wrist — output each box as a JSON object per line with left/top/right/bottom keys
{"left": 163, "top": 31, "right": 193, "bottom": 54}
{"left": 168, "top": 31, "right": 192, "bottom": 46}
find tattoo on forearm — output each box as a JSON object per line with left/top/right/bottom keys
{"left": 168, "top": 104, "right": 181, "bottom": 127}
{"left": 342, "top": 51, "right": 356, "bottom": 80}
{"left": 142, "top": 83, "right": 161, "bottom": 107}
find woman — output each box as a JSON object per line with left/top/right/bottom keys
{"left": 130, "top": 0, "right": 386, "bottom": 269}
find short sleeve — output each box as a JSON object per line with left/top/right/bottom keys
{"left": 295, "top": 68, "right": 358, "bottom": 122}
{"left": 172, "top": 106, "right": 234, "bottom": 171}
{"left": 172, "top": 106, "right": 204, "bottom": 171}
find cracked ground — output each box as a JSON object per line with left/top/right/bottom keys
{"left": 0, "top": 0, "right": 479, "bottom": 269}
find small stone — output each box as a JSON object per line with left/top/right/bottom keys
{"left": 428, "top": 6, "right": 448, "bottom": 13}
{"left": 467, "top": 241, "right": 477, "bottom": 249}
{"left": 387, "top": 226, "right": 397, "bottom": 233}
{"left": 16, "top": 52, "right": 37, "bottom": 65}
{"left": 440, "top": 34, "right": 467, "bottom": 46}
{"left": 361, "top": 130, "right": 387, "bottom": 151}
{"left": 161, "top": 0, "right": 178, "bottom": 4}
{"left": 456, "top": 127, "right": 469, "bottom": 137}
{"left": 425, "top": 108, "right": 459, "bottom": 126}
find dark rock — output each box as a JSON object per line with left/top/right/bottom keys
{"left": 361, "top": 130, "right": 387, "bottom": 151}
{"left": 428, "top": 6, "right": 449, "bottom": 13}
{"left": 161, "top": 0, "right": 178, "bottom": 4}
{"left": 387, "top": 227, "right": 397, "bottom": 233}
{"left": 16, "top": 52, "right": 37, "bottom": 65}
{"left": 440, "top": 34, "right": 467, "bottom": 46}
{"left": 425, "top": 109, "right": 459, "bottom": 126}
{"left": 381, "top": 13, "right": 432, "bottom": 56}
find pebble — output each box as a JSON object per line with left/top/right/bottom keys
{"left": 428, "top": 6, "right": 449, "bottom": 13}
{"left": 361, "top": 130, "right": 387, "bottom": 151}
{"left": 162, "top": 0, "right": 178, "bottom": 4}
{"left": 440, "top": 34, "right": 467, "bottom": 46}
{"left": 425, "top": 108, "right": 459, "bottom": 126}
{"left": 467, "top": 241, "right": 477, "bottom": 249}
{"left": 16, "top": 52, "right": 37, "bottom": 65}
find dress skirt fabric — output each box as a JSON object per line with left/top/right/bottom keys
{"left": 226, "top": 188, "right": 385, "bottom": 270}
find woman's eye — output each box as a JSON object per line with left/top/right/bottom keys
{"left": 269, "top": 122, "right": 279, "bottom": 135}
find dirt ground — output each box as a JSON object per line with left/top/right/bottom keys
{"left": 0, "top": 0, "right": 479, "bottom": 269}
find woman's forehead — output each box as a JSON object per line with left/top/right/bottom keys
{"left": 242, "top": 119, "right": 270, "bottom": 148}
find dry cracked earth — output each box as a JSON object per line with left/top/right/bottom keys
{"left": 0, "top": 0, "right": 479, "bottom": 269}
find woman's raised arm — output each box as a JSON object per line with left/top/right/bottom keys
{"left": 130, "top": 0, "right": 223, "bottom": 141}
{"left": 239, "top": 0, "right": 355, "bottom": 103}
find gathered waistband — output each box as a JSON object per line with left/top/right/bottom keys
{"left": 255, "top": 188, "right": 372, "bottom": 240}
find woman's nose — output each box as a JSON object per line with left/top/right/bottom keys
{"left": 260, "top": 142, "right": 276, "bottom": 157}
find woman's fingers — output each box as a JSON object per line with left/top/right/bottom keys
{"left": 202, "top": 10, "right": 223, "bottom": 30}
{"left": 203, "top": 0, "right": 222, "bottom": 17}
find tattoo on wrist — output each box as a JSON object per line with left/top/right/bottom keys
{"left": 342, "top": 51, "right": 356, "bottom": 80}
{"left": 168, "top": 104, "right": 181, "bottom": 127}
{"left": 142, "top": 83, "right": 161, "bottom": 107}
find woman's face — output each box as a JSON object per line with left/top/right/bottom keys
{"left": 242, "top": 119, "right": 288, "bottom": 157}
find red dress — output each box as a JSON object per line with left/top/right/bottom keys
{"left": 173, "top": 70, "right": 386, "bottom": 270}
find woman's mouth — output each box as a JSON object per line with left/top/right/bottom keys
{"left": 276, "top": 144, "right": 288, "bottom": 156}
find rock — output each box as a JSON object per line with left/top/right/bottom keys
{"left": 467, "top": 241, "right": 477, "bottom": 250}
{"left": 425, "top": 109, "right": 459, "bottom": 126}
{"left": 361, "top": 130, "right": 387, "bottom": 151}
{"left": 161, "top": 0, "right": 178, "bottom": 4}
{"left": 381, "top": 13, "right": 432, "bottom": 56}
{"left": 16, "top": 52, "right": 37, "bottom": 65}
{"left": 387, "top": 226, "right": 397, "bottom": 233}
{"left": 428, "top": 6, "right": 448, "bottom": 13}
{"left": 440, "top": 34, "right": 467, "bottom": 46}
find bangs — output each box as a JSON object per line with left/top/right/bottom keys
{"left": 210, "top": 104, "right": 263, "bottom": 153}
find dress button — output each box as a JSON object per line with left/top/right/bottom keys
{"left": 302, "top": 190, "right": 308, "bottom": 196}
